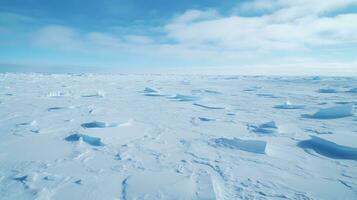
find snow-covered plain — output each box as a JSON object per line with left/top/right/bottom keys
{"left": 0, "top": 73, "right": 356, "bottom": 200}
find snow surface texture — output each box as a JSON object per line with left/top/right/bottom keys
{"left": 0, "top": 74, "right": 357, "bottom": 200}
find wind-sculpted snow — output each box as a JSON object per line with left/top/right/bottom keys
{"left": 143, "top": 87, "right": 158, "bottom": 93}
{"left": 212, "top": 137, "right": 267, "bottom": 154}
{"left": 298, "top": 136, "right": 357, "bottom": 160}
{"left": 198, "top": 117, "right": 216, "bottom": 122}
{"left": 248, "top": 121, "right": 278, "bottom": 134}
{"left": 1, "top": 74, "right": 357, "bottom": 200}
{"left": 142, "top": 87, "right": 165, "bottom": 96}
{"left": 305, "top": 104, "right": 354, "bottom": 119}
{"left": 81, "top": 121, "right": 117, "bottom": 128}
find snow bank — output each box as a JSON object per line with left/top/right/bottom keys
{"left": 310, "top": 104, "right": 354, "bottom": 119}
{"left": 298, "top": 136, "right": 357, "bottom": 160}
{"left": 212, "top": 137, "right": 267, "bottom": 154}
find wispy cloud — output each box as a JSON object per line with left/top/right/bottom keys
{"left": 28, "top": 0, "right": 357, "bottom": 56}
{"left": 32, "top": 25, "right": 154, "bottom": 54}
{"left": 1, "top": 0, "right": 357, "bottom": 74}
{"left": 166, "top": 1, "right": 357, "bottom": 52}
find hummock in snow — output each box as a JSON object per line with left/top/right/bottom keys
{"left": 212, "top": 137, "right": 267, "bottom": 154}
{"left": 298, "top": 136, "right": 357, "bottom": 160}
{"left": 307, "top": 104, "right": 354, "bottom": 119}
{"left": 142, "top": 87, "right": 165, "bottom": 96}
{"left": 248, "top": 121, "right": 278, "bottom": 134}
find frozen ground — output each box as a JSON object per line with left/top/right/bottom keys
{"left": 0, "top": 73, "right": 356, "bottom": 200}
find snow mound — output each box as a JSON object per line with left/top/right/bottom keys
{"left": 143, "top": 87, "right": 158, "bottom": 93}
{"left": 212, "top": 137, "right": 267, "bottom": 154}
{"left": 142, "top": 87, "right": 165, "bottom": 96}
{"left": 65, "top": 133, "right": 104, "bottom": 146}
{"left": 317, "top": 88, "right": 338, "bottom": 93}
{"left": 308, "top": 104, "right": 354, "bottom": 119}
{"left": 167, "top": 94, "right": 199, "bottom": 102}
{"left": 249, "top": 121, "right": 278, "bottom": 134}
{"left": 81, "top": 121, "right": 117, "bottom": 128}
{"left": 193, "top": 103, "right": 225, "bottom": 110}
{"left": 298, "top": 136, "right": 357, "bottom": 160}
{"left": 274, "top": 101, "right": 304, "bottom": 109}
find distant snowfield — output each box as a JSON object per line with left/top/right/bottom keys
{"left": 0, "top": 74, "right": 356, "bottom": 200}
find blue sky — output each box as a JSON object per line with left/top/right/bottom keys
{"left": 0, "top": 0, "right": 357, "bottom": 74}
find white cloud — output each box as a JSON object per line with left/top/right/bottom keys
{"left": 32, "top": 26, "right": 135, "bottom": 56}
{"left": 172, "top": 9, "right": 219, "bottom": 24}
{"left": 238, "top": 0, "right": 357, "bottom": 15}
{"left": 165, "top": 1, "right": 357, "bottom": 52}
{"left": 33, "top": 25, "right": 155, "bottom": 53}
{"left": 29, "top": 1, "right": 357, "bottom": 72}
{"left": 238, "top": 0, "right": 280, "bottom": 12}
